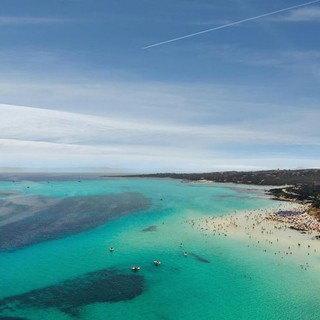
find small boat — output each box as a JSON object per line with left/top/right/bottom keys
{"left": 153, "top": 260, "right": 161, "bottom": 266}
{"left": 131, "top": 266, "right": 140, "bottom": 272}
{"left": 109, "top": 247, "right": 115, "bottom": 252}
{"left": 183, "top": 251, "right": 188, "bottom": 256}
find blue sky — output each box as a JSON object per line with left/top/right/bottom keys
{"left": 0, "top": 0, "right": 319, "bottom": 172}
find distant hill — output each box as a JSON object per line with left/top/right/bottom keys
{"left": 124, "top": 169, "right": 320, "bottom": 186}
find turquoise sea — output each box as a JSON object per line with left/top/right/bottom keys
{"left": 0, "top": 176, "right": 319, "bottom": 320}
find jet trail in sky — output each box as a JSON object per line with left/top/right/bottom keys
{"left": 143, "top": 0, "right": 320, "bottom": 49}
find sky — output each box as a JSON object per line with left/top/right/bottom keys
{"left": 0, "top": 0, "right": 319, "bottom": 173}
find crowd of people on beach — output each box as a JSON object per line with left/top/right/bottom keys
{"left": 266, "top": 207, "right": 320, "bottom": 233}
{"left": 184, "top": 203, "right": 320, "bottom": 271}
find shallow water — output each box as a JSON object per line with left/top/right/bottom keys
{"left": 0, "top": 177, "right": 319, "bottom": 320}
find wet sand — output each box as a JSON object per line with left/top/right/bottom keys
{"left": 188, "top": 203, "right": 320, "bottom": 270}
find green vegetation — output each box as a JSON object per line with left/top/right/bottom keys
{"left": 268, "top": 184, "right": 320, "bottom": 208}
{"left": 313, "top": 195, "right": 320, "bottom": 209}
{"left": 124, "top": 169, "right": 320, "bottom": 186}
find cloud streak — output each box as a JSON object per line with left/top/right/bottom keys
{"left": 0, "top": 103, "right": 319, "bottom": 172}
{"left": 2, "top": 103, "right": 309, "bottom": 147}
{"left": 276, "top": 6, "right": 320, "bottom": 21}
{"left": 143, "top": 0, "right": 320, "bottom": 49}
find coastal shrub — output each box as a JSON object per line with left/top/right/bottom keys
{"left": 313, "top": 196, "right": 320, "bottom": 209}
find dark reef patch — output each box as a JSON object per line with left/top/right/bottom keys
{"left": 0, "top": 192, "right": 151, "bottom": 251}
{"left": 189, "top": 253, "right": 210, "bottom": 263}
{"left": 0, "top": 268, "right": 144, "bottom": 317}
{"left": 0, "top": 191, "right": 21, "bottom": 197}
{"left": 141, "top": 225, "right": 157, "bottom": 232}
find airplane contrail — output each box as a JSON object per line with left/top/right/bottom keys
{"left": 143, "top": 0, "right": 320, "bottom": 49}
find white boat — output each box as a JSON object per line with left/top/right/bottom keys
{"left": 131, "top": 266, "right": 140, "bottom": 272}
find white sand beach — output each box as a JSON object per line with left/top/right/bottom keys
{"left": 190, "top": 202, "right": 320, "bottom": 270}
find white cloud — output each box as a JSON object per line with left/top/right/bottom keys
{"left": 1, "top": 103, "right": 318, "bottom": 147}
{"left": 0, "top": 103, "right": 319, "bottom": 172}
{"left": 277, "top": 6, "right": 320, "bottom": 22}
{"left": 0, "top": 51, "right": 319, "bottom": 173}
{"left": 1, "top": 138, "right": 318, "bottom": 173}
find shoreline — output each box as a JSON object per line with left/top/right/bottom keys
{"left": 190, "top": 202, "right": 320, "bottom": 270}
